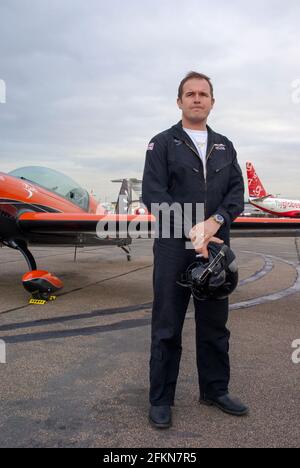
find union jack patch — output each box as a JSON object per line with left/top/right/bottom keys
{"left": 147, "top": 142, "right": 155, "bottom": 151}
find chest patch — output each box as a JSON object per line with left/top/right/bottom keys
{"left": 215, "top": 144, "right": 226, "bottom": 151}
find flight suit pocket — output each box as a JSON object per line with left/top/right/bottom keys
{"left": 215, "top": 161, "right": 232, "bottom": 174}
{"left": 169, "top": 159, "right": 201, "bottom": 171}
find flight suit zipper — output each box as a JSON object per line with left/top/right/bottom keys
{"left": 204, "top": 145, "right": 216, "bottom": 219}
{"left": 184, "top": 140, "right": 206, "bottom": 178}
{"left": 205, "top": 145, "right": 217, "bottom": 219}
{"left": 183, "top": 140, "right": 216, "bottom": 221}
{"left": 206, "top": 145, "right": 215, "bottom": 163}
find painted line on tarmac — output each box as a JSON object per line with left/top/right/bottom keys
{"left": 0, "top": 317, "right": 152, "bottom": 344}
{"left": 0, "top": 302, "right": 153, "bottom": 332}
{"left": 230, "top": 252, "right": 300, "bottom": 311}
{"left": 238, "top": 256, "right": 274, "bottom": 286}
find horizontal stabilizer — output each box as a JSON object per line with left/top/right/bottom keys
{"left": 250, "top": 195, "right": 272, "bottom": 202}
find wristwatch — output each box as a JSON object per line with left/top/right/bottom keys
{"left": 212, "top": 213, "right": 225, "bottom": 226}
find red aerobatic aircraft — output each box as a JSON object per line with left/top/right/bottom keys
{"left": 1, "top": 166, "right": 300, "bottom": 300}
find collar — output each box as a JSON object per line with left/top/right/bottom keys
{"left": 171, "top": 121, "right": 217, "bottom": 153}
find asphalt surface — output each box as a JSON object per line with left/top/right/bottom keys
{"left": 0, "top": 238, "right": 299, "bottom": 448}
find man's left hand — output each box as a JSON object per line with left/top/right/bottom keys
{"left": 189, "top": 218, "right": 223, "bottom": 257}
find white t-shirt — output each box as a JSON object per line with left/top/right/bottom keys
{"left": 183, "top": 128, "right": 208, "bottom": 177}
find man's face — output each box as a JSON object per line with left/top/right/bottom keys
{"left": 177, "top": 78, "right": 215, "bottom": 125}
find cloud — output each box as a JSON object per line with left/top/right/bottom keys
{"left": 0, "top": 0, "right": 300, "bottom": 199}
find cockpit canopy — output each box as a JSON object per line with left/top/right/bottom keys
{"left": 9, "top": 166, "right": 90, "bottom": 211}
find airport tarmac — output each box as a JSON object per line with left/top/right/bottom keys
{"left": 0, "top": 237, "right": 299, "bottom": 448}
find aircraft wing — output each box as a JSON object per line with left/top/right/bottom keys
{"left": 18, "top": 213, "right": 300, "bottom": 241}
{"left": 18, "top": 212, "right": 154, "bottom": 233}
{"left": 231, "top": 217, "right": 300, "bottom": 237}
{"left": 17, "top": 212, "right": 155, "bottom": 246}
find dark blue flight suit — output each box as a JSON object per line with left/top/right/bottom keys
{"left": 142, "top": 121, "right": 244, "bottom": 406}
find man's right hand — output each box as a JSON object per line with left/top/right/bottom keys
{"left": 189, "top": 219, "right": 224, "bottom": 257}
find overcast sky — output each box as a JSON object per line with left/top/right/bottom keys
{"left": 0, "top": 0, "right": 300, "bottom": 201}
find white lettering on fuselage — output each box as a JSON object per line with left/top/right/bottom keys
{"left": 23, "top": 183, "right": 38, "bottom": 200}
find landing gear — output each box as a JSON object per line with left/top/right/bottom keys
{"left": 23, "top": 270, "right": 63, "bottom": 301}
{"left": 6, "top": 239, "right": 63, "bottom": 301}
{"left": 121, "top": 245, "right": 132, "bottom": 261}
{"left": 7, "top": 239, "right": 37, "bottom": 270}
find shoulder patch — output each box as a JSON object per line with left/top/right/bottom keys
{"left": 147, "top": 142, "right": 155, "bottom": 151}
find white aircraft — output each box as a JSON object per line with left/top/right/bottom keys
{"left": 247, "top": 162, "right": 300, "bottom": 218}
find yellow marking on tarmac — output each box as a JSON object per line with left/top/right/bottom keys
{"left": 28, "top": 296, "right": 57, "bottom": 305}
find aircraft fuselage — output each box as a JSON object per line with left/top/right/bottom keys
{"left": 250, "top": 196, "right": 300, "bottom": 218}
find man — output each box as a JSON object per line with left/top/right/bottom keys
{"left": 142, "top": 72, "right": 248, "bottom": 429}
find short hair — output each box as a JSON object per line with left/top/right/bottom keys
{"left": 178, "top": 71, "right": 214, "bottom": 99}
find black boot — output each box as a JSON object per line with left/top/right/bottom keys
{"left": 149, "top": 405, "right": 172, "bottom": 429}
{"left": 200, "top": 394, "right": 249, "bottom": 416}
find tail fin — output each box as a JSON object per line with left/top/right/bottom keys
{"left": 112, "top": 179, "right": 143, "bottom": 214}
{"left": 246, "top": 162, "right": 268, "bottom": 198}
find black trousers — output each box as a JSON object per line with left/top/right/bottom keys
{"left": 150, "top": 238, "right": 230, "bottom": 406}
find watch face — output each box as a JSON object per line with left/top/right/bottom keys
{"left": 216, "top": 214, "right": 224, "bottom": 224}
